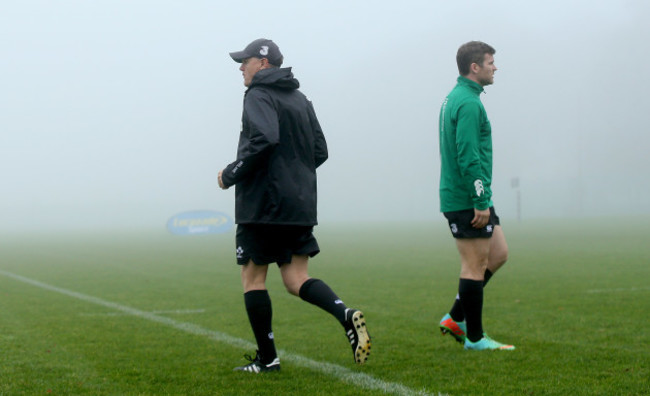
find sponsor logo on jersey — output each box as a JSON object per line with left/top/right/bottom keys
{"left": 167, "top": 210, "right": 233, "bottom": 235}
{"left": 231, "top": 160, "right": 244, "bottom": 175}
{"left": 474, "top": 179, "right": 484, "bottom": 197}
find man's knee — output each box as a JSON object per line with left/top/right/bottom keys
{"left": 460, "top": 258, "right": 489, "bottom": 280}
{"left": 490, "top": 242, "right": 509, "bottom": 270}
{"left": 495, "top": 249, "right": 508, "bottom": 266}
{"left": 282, "top": 277, "right": 303, "bottom": 296}
{"left": 241, "top": 262, "right": 268, "bottom": 292}
{"left": 280, "top": 255, "right": 310, "bottom": 296}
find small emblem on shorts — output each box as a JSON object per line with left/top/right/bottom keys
{"left": 236, "top": 246, "right": 244, "bottom": 259}
{"left": 334, "top": 299, "right": 343, "bottom": 305}
{"left": 450, "top": 223, "right": 458, "bottom": 234}
{"left": 268, "top": 332, "right": 274, "bottom": 340}
{"left": 486, "top": 225, "right": 493, "bottom": 233}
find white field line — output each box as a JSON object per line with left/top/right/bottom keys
{"left": 586, "top": 286, "right": 650, "bottom": 294}
{"left": 0, "top": 269, "right": 441, "bottom": 396}
{"left": 151, "top": 309, "right": 206, "bottom": 314}
{"left": 80, "top": 308, "right": 206, "bottom": 317}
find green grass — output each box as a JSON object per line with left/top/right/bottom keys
{"left": 1, "top": 218, "right": 649, "bottom": 395}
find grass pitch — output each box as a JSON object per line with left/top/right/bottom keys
{"left": 1, "top": 218, "right": 649, "bottom": 395}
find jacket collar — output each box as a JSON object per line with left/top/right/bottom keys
{"left": 248, "top": 67, "right": 299, "bottom": 90}
{"left": 457, "top": 75, "right": 484, "bottom": 95}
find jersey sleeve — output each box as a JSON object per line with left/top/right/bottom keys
{"left": 221, "top": 89, "right": 279, "bottom": 187}
{"left": 455, "top": 101, "right": 490, "bottom": 210}
{"left": 306, "top": 100, "right": 328, "bottom": 168}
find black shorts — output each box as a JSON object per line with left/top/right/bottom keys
{"left": 235, "top": 224, "right": 320, "bottom": 266}
{"left": 443, "top": 207, "right": 500, "bottom": 239}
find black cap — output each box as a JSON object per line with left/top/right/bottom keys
{"left": 229, "top": 38, "right": 283, "bottom": 66}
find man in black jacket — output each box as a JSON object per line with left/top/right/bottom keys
{"left": 218, "top": 38, "right": 371, "bottom": 373}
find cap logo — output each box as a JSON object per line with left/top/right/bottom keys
{"left": 259, "top": 46, "right": 269, "bottom": 56}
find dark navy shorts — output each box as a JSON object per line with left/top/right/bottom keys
{"left": 235, "top": 224, "right": 320, "bottom": 266}
{"left": 443, "top": 207, "right": 500, "bottom": 239}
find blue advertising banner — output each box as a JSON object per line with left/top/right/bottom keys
{"left": 167, "top": 210, "right": 233, "bottom": 235}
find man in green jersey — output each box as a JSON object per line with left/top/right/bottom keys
{"left": 437, "top": 41, "right": 515, "bottom": 351}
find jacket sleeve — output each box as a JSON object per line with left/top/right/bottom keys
{"left": 455, "top": 101, "right": 490, "bottom": 210}
{"left": 221, "top": 89, "right": 279, "bottom": 187}
{"left": 307, "top": 100, "right": 328, "bottom": 168}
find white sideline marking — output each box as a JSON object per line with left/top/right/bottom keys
{"left": 81, "top": 308, "right": 207, "bottom": 317}
{"left": 80, "top": 308, "right": 206, "bottom": 317}
{"left": 586, "top": 286, "right": 650, "bottom": 294}
{"left": 0, "top": 270, "right": 441, "bottom": 396}
{"left": 151, "top": 308, "right": 206, "bottom": 314}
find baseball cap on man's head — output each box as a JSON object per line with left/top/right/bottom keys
{"left": 230, "top": 38, "right": 283, "bottom": 66}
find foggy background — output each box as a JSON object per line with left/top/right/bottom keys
{"left": 2, "top": 0, "right": 649, "bottom": 232}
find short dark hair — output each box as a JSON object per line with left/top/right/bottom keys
{"left": 456, "top": 41, "right": 496, "bottom": 76}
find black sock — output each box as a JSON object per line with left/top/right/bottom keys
{"left": 244, "top": 290, "right": 276, "bottom": 363}
{"left": 299, "top": 278, "right": 348, "bottom": 325}
{"left": 458, "top": 278, "right": 484, "bottom": 342}
{"left": 483, "top": 268, "right": 494, "bottom": 285}
{"left": 449, "top": 297, "right": 465, "bottom": 322}
{"left": 449, "top": 269, "right": 494, "bottom": 322}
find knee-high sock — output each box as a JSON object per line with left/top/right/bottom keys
{"left": 449, "top": 269, "right": 493, "bottom": 322}
{"left": 299, "top": 278, "right": 348, "bottom": 325}
{"left": 458, "top": 278, "right": 484, "bottom": 342}
{"left": 244, "top": 290, "right": 277, "bottom": 363}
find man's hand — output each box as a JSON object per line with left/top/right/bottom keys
{"left": 218, "top": 170, "right": 228, "bottom": 190}
{"left": 471, "top": 208, "right": 490, "bottom": 229}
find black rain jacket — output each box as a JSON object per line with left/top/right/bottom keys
{"left": 221, "top": 67, "right": 328, "bottom": 225}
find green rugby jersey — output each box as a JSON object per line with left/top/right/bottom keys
{"left": 439, "top": 76, "right": 493, "bottom": 212}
